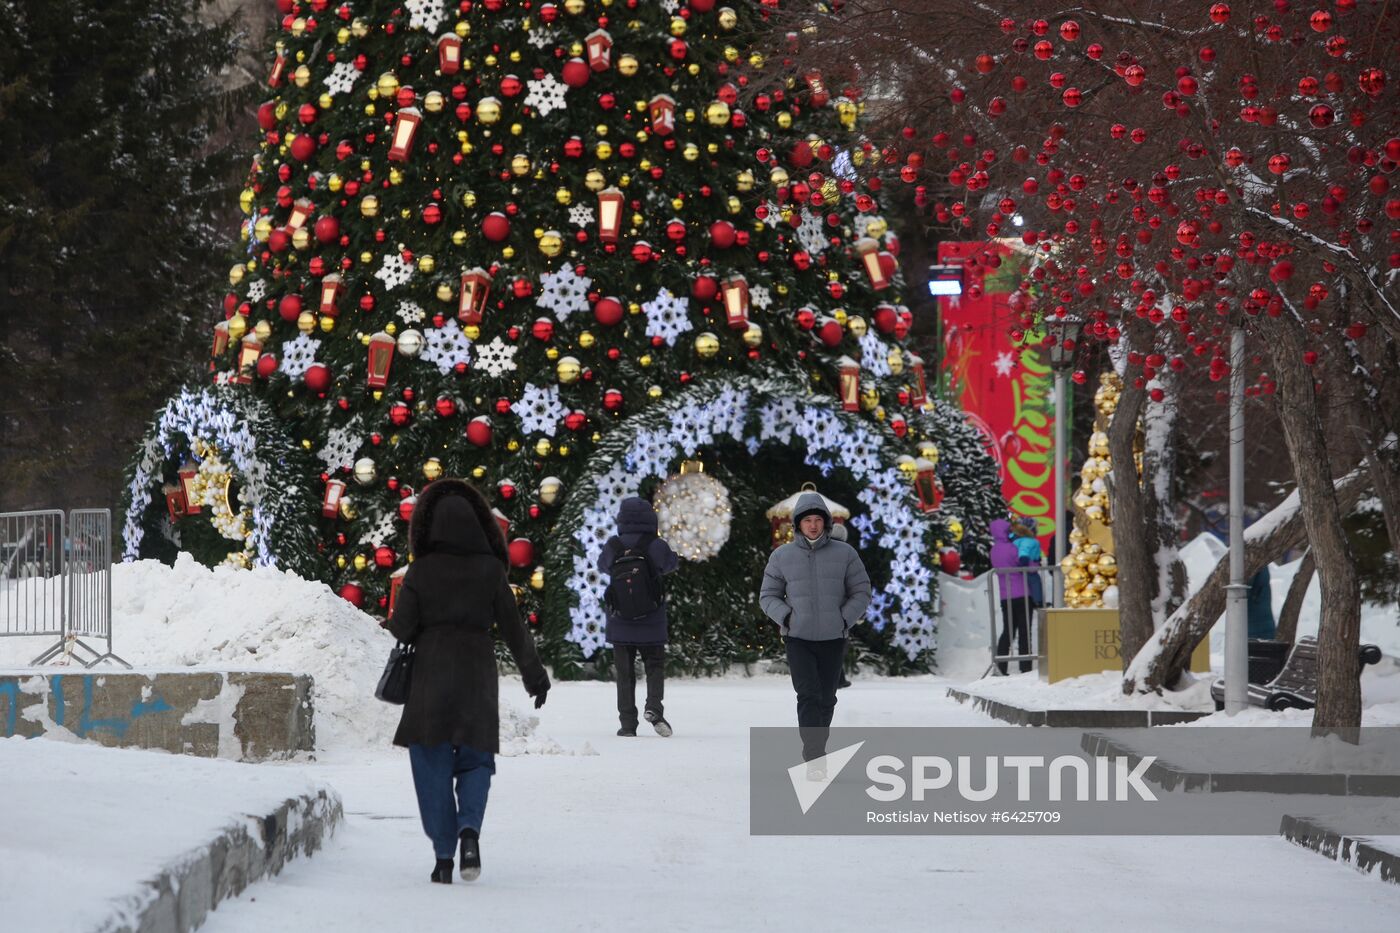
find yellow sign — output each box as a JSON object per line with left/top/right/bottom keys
{"left": 1038, "top": 608, "right": 1208, "bottom": 684}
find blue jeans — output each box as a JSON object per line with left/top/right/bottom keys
{"left": 408, "top": 743, "right": 495, "bottom": 859}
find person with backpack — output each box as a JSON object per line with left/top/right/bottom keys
{"left": 760, "top": 492, "right": 871, "bottom": 774}
{"left": 598, "top": 496, "right": 679, "bottom": 737}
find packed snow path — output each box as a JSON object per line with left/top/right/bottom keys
{"left": 201, "top": 676, "right": 1396, "bottom": 932}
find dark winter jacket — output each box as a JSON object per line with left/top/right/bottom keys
{"left": 597, "top": 497, "right": 679, "bottom": 646}
{"left": 387, "top": 478, "right": 549, "bottom": 753}
{"left": 760, "top": 492, "right": 871, "bottom": 641}
{"left": 989, "top": 519, "right": 1028, "bottom": 601}
{"left": 1013, "top": 533, "right": 1045, "bottom": 606}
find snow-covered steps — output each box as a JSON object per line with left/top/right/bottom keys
{"left": 946, "top": 684, "right": 1210, "bottom": 727}
{"left": 0, "top": 738, "right": 341, "bottom": 933}
{"left": 1282, "top": 815, "right": 1400, "bottom": 887}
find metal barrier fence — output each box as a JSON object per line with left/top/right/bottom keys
{"left": 984, "top": 564, "right": 1062, "bottom": 677}
{"left": 1, "top": 509, "right": 127, "bottom": 668}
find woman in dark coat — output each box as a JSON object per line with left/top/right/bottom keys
{"left": 597, "top": 496, "right": 679, "bottom": 737}
{"left": 387, "top": 478, "right": 550, "bottom": 884}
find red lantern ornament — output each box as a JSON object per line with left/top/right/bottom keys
{"left": 387, "top": 566, "right": 409, "bottom": 617}
{"left": 596, "top": 187, "right": 625, "bottom": 244}
{"left": 366, "top": 331, "right": 395, "bottom": 389}
{"left": 234, "top": 335, "right": 262, "bottom": 385}
{"left": 856, "top": 237, "right": 891, "bottom": 290}
{"left": 437, "top": 33, "right": 463, "bottom": 74}
{"left": 720, "top": 274, "right": 750, "bottom": 329}
{"left": 177, "top": 460, "right": 202, "bottom": 515}
{"left": 914, "top": 459, "right": 943, "bottom": 512}
{"left": 319, "top": 273, "right": 345, "bottom": 318}
{"left": 909, "top": 352, "right": 928, "bottom": 408}
{"left": 648, "top": 94, "right": 677, "bottom": 136}
{"left": 838, "top": 356, "right": 860, "bottom": 412}
{"left": 210, "top": 320, "right": 231, "bottom": 373}
{"left": 285, "top": 198, "right": 315, "bottom": 233}
{"left": 387, "top": 107, "right": 422, "bottom": 163}
{"left": 585, "top": 29, "right": 613, "bottom": 71}
{"left": 458, "top": 267, "right": 493, "bottom": 325}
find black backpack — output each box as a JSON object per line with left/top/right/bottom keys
{"left": 604, "top": 537, "right": 663, "bottom": 620}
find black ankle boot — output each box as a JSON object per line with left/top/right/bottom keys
{"left": 431, "top": 858, "right": 454, "bottom": 883}
{"left": 459, "top": 828, "right": 482, "bottom": 881}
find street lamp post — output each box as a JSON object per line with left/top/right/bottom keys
{"left": 1224, "top": 326, "right": 1249, "bottom": 714}
{"left": 928, "top": 261, "right": 964, "bottom": 400}
{"left": 1045, "top": 317, "right": 1082, "bottom": 609}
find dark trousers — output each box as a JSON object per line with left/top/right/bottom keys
{"left": 615, "top": 644, "right": 665, "bottom": 729}
{"left": 785, "top": 636, "right": 846, "bottom": 761}
{"left": 408, "top": 743, "right": 495, "bottom": 859}
{"left": 997, "top": 599, "right": 1033, "bottom": 674}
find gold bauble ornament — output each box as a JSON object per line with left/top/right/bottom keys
{"left": 718, "top": 7, "right": 738, "bottom": 29}
{"left": 556, "top": 356, "right": 582, "bottom": 384}
{"left": 735, "top": 170, "right": 754, "bottom": 192}
{"left": 239, "top": 189, "right": 255, "bottom": 215}
{"left": 353, "top": 554, "right": 369, "bottom": 572}
{"left": 638, "top": 353, "right": 652, "bottom": 368}
{"left": 742, "top": 323, "right": 764, "bottom": 348}
{"left": 535, "top": 438, "right": 553, "bottom": 457}
{"left": 423, "top": 458, "right": 444, "bottom": 481}
{"left": 948, "top": 518, "right": 965, "bottom": 542}
{"left": 555, "top": 188, "right": 573, "bottom": 206}
{"left": 847, "top": 315, "right": 868, "bottom": 337}
{"left": 502, "top": 246, "right": 515, "bottom": 260}
{"left": 477, "top": 97, "right": 501, "bottom": 124}
{"left": 860, "top": 385, "right": 880, "bottom": 410}
{"left": 423, "top": 91, "right": 445, "bottom": 113}
{"left": 538, "top": 476, "right": 563, "bottom": 505}
{"left": 360, "top": 195, "right": 380, "bottom": 217}
{"left": 578, "top": 331, "right": 596, "bottom": 349}
{"left": 538, "top": 230, "right": 563, "bottom": 257}
{"left": 417, "top": 255, "right": 436, "bottom": 274}
{"left": 683, "top": 143, "right": 700, "bottom": 162}
{"left": 511, "top": 154, "right": 531, "bottom": 175}
{"left": 376, "top": 72, "right": 399, "bottom": 97}
{"left": 228, "top": 264, "right": 245, "bottom": 286}
{"left": 227, "top": 314, "right": 248, "bottom": 341}
{"left": 669, "top": 16, "right": 686, "bottom": 36}
{"left": 339, "top": 497, "right": 357, "bottom": 520}
{"left": 319, "top": 315, "right": 336, "bottom": 333}
{"left": 887, "top": 348, "right": 905, "bottom": 376}
{"left": 291, "top": 226, "right": 311, "bottom": 250}
{"left": 595, "top": 141, "right": 613, "bottom": 160}
{"left": 297, "top": 311, "right": 317, "bottom": 335}
{"left": 776, "top": 111, "right": 792, "bottom": 129}
{"left": 647, "top": 385, "right": 663, "bottom": 400}
{"left": 617, "top": 54, "right": 639, "bottom": 76}
{"left": 530, "top": 566, "right": 546, "bottom": 590}
{"left": 704, "top": 100, "right": 730, "bottom": 126}
{"left": 896, "top": 455, "right": 918, "bottom": 477}
{"left": 253, "top": 320, "right": 272, "bottom": 343}
{"left": 472, "top": 466, "right": 487, "bottom": 480}
{"left": 351, "top": 17, "right": 370, "bottom": 37}
{"left": 253, "top": 217, "right": 273, "bottom": 242}
{"left": 294, "top": 65, "right": 311, "bottom": 88}
{"left": 694, "top": 332, "right": 720, "bottom": 359}
{"left": 584, "top": 169, "right": 606, "bottom": 191}
{"left": 435, "top": 282, "right": 454, "bottom": 302}
{"left": 769, "top": 167, "right": 790, "bottom": 187}
{"left": 336, "top": 555, "right": 348, "bottom": 570}
{"left": 918, "top": 442, "right": 939, "bottom": 464}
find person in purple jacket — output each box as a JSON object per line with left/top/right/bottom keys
{"left": 598, "top": 497, "right": 680, "bottom": 737}
{"left": 989, "top": 518, "right": 1033, "bottom": 674}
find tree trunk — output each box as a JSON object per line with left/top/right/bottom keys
{"left": 1123, "top": 467, "right": 1370, "bottom": 694}
{"left": 1107, "top": 371, "right": 1156, "bottom": 669}
{"left": 1275, "top": 549, "right": 1315, "bottom": 647}
{"left": 1260, "top": 315, "right": 1362, "bottom": 733}
{"left": 1363, "top": 439, "right": 1400, "bottom": 563}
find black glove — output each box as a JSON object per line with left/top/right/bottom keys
{"left": 533, "top": 689, "right": 548, "bottom": 710}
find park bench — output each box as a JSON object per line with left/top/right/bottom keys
{"left": 1210, "top": 635, "right": 1384, "bottom": 711}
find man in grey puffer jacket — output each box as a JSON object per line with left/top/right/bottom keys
{"left": 760, "top": 492, "right": 871, "bottom": 766}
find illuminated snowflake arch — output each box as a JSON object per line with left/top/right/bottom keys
{"left": 123, "top": 385, "right": 319, "bottom": 578}
{"left": 545, "top": 375, "right": 943, "bottom": 662}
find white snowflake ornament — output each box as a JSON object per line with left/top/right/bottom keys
{"left": 404, "top": 0, "right": 445, "bottom": 32}
{"left": 420, "top": 319, "right": 472, "bottom": 374}
{"left": 796, "top": 209, "right": 828, "bottom": 255}
{"left": 537, "top": 266, "right": 593, "bottom": 320}
{"left": 642, "top": 287, "right": 693, "bottom": 346}
{"left": 279, "top": 334, "right": 321, "bottom": 380}
{"left": 749, "top": 285, "right": 773, "bottom": 311}
{"left": 396, "top": 300, "right": 426, "bottom": 325}
{"left": 318, "top": 421, "right": 364, "bottom": 472}
{"left": 516, "top": 383, "right": 567, "bottom": 437}
{"left": 323, "top": 61, "right": 360, "bottom": 96}
{"left": 375, "top": 253, "right": 415, "bottom": 291}
{"left": 524, "top": 74, "right": 569, "bottom": 116}
{"left": 246, "top": 279, "right": 268, "bottom": 303}
{"left": 568, "top": 203, "right": 595, "bottom": 227}
{"left": 474, "top": 336, "right": 519, "bottom": 377}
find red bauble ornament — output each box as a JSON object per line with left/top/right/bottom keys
{"left": 338, "top": 583, "right": 365, "bottom": 607}
{"left": 389, "top": 402, "right": 412, "bottom": 426}
{"left": 255, "top": 354, "right": 278, "bottom": 378}
{"left": 465, "top": 417, "right": 493, "bottom": 447}
{"left": 564, "top": 410, "right": 587, "bottom": 431}
{"left": 594, "top": 296, "right": 624, "bottom": 326}
{"left": 374, "top": 546, "right": 395, "bottom": 568}
{"left": 709, "top": 220, "right": 737, "bottom": 249}
{"left": 872, "top": 305, "right": 898, "bottom": 334}
{"left": 303, "top": 363, "right": 331, "bottom": 393}
{"left": 691, "top": 275, "right": 718, "bottom": 301}
{"left": 561, "top": 58, "right": 590, "bottom": 88}
{"left": 531, "top": 318, "right": 555, "bottom": 342}
{"left": 817, "top": 320, "right": 843, "bottom": 347}
{"left": 278, "top": 294, "right": 303, "bottom": 322}
{"left": 939, "top": 549, "right": 961, "bottom": 575}
{"left": 482, "top": 212, "right": 511, "bottom": 242}
{"left": 602, "top": 388, "right": 624, "bottom": 411}
{"left": 508, "top": 537, "right": 535, "bottom": 568}
{"left": 434, "top": 396, "right": 457, "bottom": 418}
{"left": 314, "top": 215, "right": 340, "bottom": 244}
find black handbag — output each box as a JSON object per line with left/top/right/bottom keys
{"left": 375, "top": 641, "right": 415, "bottom": 705}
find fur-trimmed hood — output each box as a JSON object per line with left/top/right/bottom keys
{"left": 408, "top": 478, "right": 507, "bottom": 565}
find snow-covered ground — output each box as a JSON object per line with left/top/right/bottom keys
{"left": 0, "top": 737, "right": 332, "bottom": 932}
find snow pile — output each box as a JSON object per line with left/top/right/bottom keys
{"left": 959, "top": 669, "right": 1216, "bottom": 713}
{"left": 0, "top": 554, "right": 562, "bottom": 755}
{"left": 0, "top": 736, "right": 334, "bottom": 933}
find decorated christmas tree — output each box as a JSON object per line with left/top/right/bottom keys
{"left": 123, "top": 0, "right": 1003, "bottom": 675}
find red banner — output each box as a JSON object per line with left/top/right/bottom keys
{"left": 937, "top": 241, "right": 1056, "bottom": 553}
